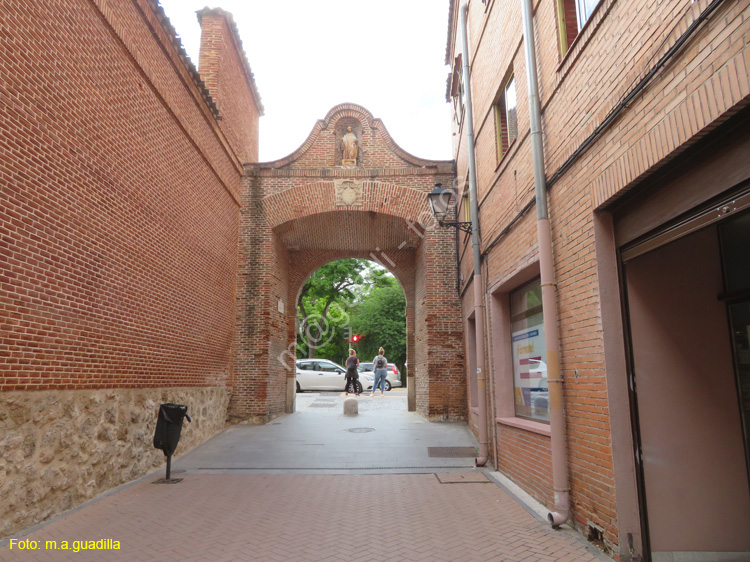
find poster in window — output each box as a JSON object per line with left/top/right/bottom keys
{"left": 512, "top": 320, "right": 548, "bottom": 421}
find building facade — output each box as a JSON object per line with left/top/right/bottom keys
{"left": 0, "top": 1, "right": 464, "bottom": 539}
{"left": 447, "top": 0, "right": 750, "bottom": 559}
{"left": 0, "top": 0, "right": 260, "bottom": 538}
{"left": 234, "top": 102, "right": 465, "bottom": 424}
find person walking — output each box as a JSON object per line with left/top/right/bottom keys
{"left": 370, "top": 347, "right": 388, "bottom": 397}
{"left": 345, "top": 348, "right": 361, "bottom": 396}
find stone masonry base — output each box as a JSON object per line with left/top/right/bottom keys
{"left": 0, "top": 386, "right": 229, "bottom": 539}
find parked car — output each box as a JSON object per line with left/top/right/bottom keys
{"left": 357, "top": 362, "right": 402, "bottom": 391}
{"left": 295, "top": 359, "right": 373, "bottom": 392}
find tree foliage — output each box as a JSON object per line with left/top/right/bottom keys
{"left": 350, "top": 275, "right": 406, "bottom": 369}
{"left": 296, "top": 259, "right": 407, "bottom": 370}
{"left": 297, "top": 259, "right": 368, "bottom": 360}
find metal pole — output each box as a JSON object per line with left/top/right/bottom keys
{"left": 520, "top": 0, "right": 569, "bottom": 526}
{"left": 460, "top": 2, "right": 488, "bottom": 466}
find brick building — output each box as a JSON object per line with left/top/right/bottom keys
{"left": 0, "top": 0, "right": 464, "bottom": 539}
{"left": 0, "top": 0, "right": 261, "bottom": 538}
{"left": 447, "top": 0, "right": 750, "bottom": 559}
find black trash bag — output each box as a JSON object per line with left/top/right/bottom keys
{"left": 153, "top": 403, "right": 192, "bottom": 457}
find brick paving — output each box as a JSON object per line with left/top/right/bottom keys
{"left": 1, "top": 393, "right": 610, "bottom": 561}
{"left": 1, "top": 473, "right": 607, "bottom": 562}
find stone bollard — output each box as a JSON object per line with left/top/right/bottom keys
{"left": 343, "top": 398, "right": 358, "bottom": 416}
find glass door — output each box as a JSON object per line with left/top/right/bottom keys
{"left": 720, "top": 210, "right": 750, "bottom": 479}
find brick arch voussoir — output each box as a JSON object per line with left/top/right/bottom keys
{"left": 323, "top": 103, "right": 375, "bottom": 126}
{"left": 263, "top": 181, "right": 433, "bottom": 230}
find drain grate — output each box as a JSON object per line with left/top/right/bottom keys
{"left": 346, "top": 427, "right": 375, "bottom": 433}
{"left": 308, "top": 403, "right": 336, "bottom": 408}
{"left": 427, "top": 447, "right": 477, "bottom": 458}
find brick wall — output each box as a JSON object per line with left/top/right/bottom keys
{"left": 0, "top": 0, "right": 243, "bottom": 392}
{"left": 198, "top": 8, "right": 263, "bottom": 163}
{"left": 447, "top": 0, "right": 750, "bottom": 555}
{"left": 0, "top": 0, "right": 253, "bottom": 539}
{"left": 232, "top": 104, "right": 465, "bottom": 422}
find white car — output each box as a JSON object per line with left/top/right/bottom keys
{"left": 295, "top": 359, "right": 373, "bottom": 392}
{"left": 357, "top": 362, "right": 402, "bottom": 391}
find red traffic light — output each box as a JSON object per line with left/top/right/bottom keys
{"left": 351, "top": 334, "right": 359, "bottom": 342}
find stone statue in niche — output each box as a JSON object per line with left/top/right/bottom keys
{"left": 341, "top": 126, "right": 358, "bottom": 166}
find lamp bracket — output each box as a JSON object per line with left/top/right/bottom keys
{"left": 439, "top": 220, "right": 473, "bottom": 234}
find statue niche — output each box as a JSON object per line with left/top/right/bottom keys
{"left": 337, "top": 123, "right": 361, "bottom": 167}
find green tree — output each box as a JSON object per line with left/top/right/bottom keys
{"left": 297, "top": 259, "right": 368, "bottom": 360}
{"left": 349, "top": 276, "right": 407, "bottom": 371}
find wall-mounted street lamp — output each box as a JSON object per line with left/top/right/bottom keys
{"left": 427, "top": 184, "right": 473, "bottom": 234}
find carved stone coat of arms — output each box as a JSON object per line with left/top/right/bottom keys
{"left": 334, "top": 179, "right": 363, "bottom": 206}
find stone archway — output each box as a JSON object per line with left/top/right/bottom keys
{"left": 232, "top": 104, "right": 465, "bottom": 423}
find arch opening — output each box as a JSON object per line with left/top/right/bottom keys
{"left": 293, "top": 258, "right": 408, "bottom": 403}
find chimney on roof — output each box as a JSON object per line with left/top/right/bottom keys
{"left": 197, "top": 8, "right": 263, "bottom": 163}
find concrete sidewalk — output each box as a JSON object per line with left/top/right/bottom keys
{"left": 0, "top": 392, "right": 610, "bottom": 561}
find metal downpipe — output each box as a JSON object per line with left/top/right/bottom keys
{"left": 460, "top": 2, "right": 488, "bottom": 467}
{"left": 520, "top": 0, "right": 569, "bottom": 526}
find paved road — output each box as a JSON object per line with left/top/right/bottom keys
{"left": 0, "top": 391, "right": 611, "bottom": 561}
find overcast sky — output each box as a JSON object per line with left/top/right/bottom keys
{"left": 159, "top": 0, "right": 454, "bottom": 163}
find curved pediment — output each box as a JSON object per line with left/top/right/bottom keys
{"left": 252, "top": 103, "right": 451, "bottom": 171}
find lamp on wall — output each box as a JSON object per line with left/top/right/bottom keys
{"left": 427, "top": 183, "right": 473, "bottom": 233}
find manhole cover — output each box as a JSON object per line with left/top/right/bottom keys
{"left": 346, "top": 427, "right": 375, "bottom": 433}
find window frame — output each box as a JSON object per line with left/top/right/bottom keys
{"left": 557, "top": 0, "right": 602, "bottom": 57}
{"left": 504, "top": 75, "right": 518, "bottom": 148}
{"left": 450, "top": 55, "right": 464, "bottom": 127}
{"left": 575, "top": 0, "right": 601, "bottom": 30}
{"left": 494, "top": 72, "right": 517, "bottom": 163}
{"left": 509, "top": 277, "right": 549, "bottom": 423}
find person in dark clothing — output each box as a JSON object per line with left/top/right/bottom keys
{"left": 345, "top": 348, "right": 361, "bottom": 396}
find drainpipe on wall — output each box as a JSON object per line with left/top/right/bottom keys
{"left": 460, "top": 2, "right": 488, "bottom": 467}
{"left": 520, "top": 0, "right": 569, "bottom": 526}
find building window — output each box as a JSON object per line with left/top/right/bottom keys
{"left": 463, "top": 192, "right": 471, "bottom": 223}
{"left": 510, "top": 278, "right": 549, "bottom": 422}
{"left": 494, "top": 74, "right": 517, "bottom": 162}
{"left": 575, "top": 0, "right": 600, "bottom": 28}
{"left": 449, "top": 55, "right": 464, "bottom": 127}
{"left": 557, "top": 0, "right": 601, "bottom": 56}
{"left": 505, "top": 76, "right": 518, "bottom": 146}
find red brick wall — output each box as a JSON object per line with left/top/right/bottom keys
{"left": 417, "top": 228, "right": 467, "bottom": 420}
{"left": 0, "top": 0, "right": 243, "bottom": 392}
{"left": 198, "top": 8, "right": 262, "bottom": 163}
{"left": 448, "top": 0, "right": 750, "bottom": 555}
